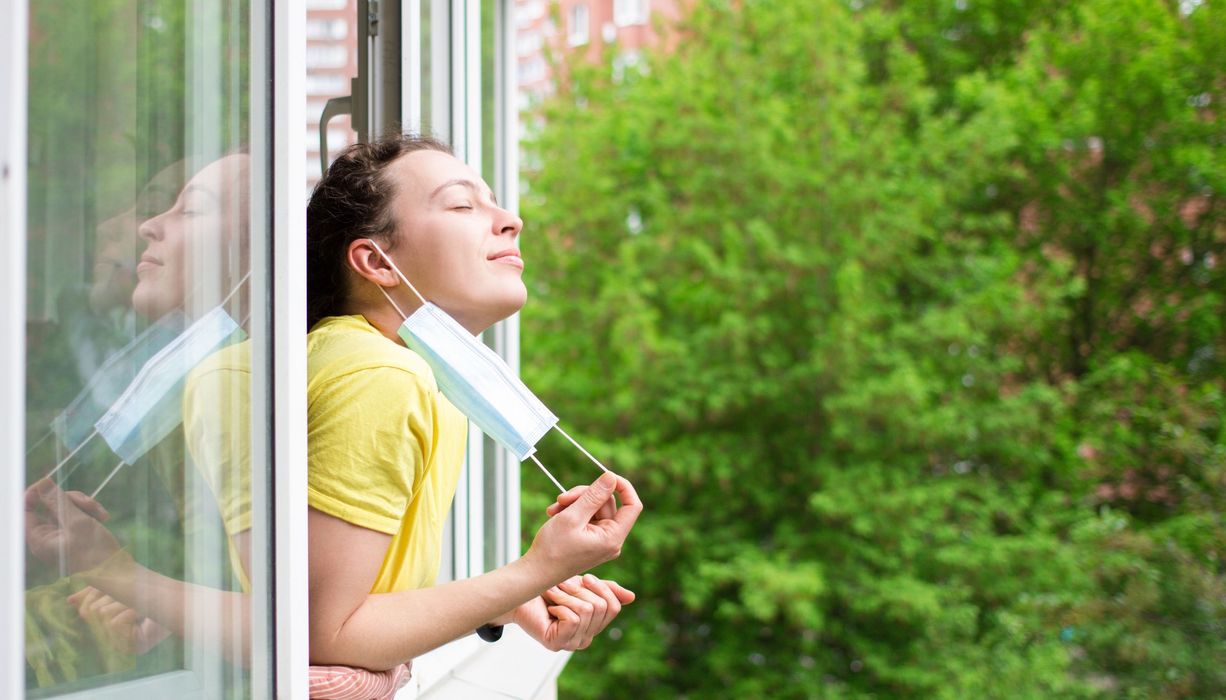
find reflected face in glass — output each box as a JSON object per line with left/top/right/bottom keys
{"left": 90, "top": 161, "right": 186, "bottom": 314}
{"left": 385, "top": 149, "right": 525, "bottom": 332}
{"left": 132, "top": 154, "right": 250, "bottom": 320}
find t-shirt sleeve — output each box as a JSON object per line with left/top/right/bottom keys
{"left": 307, "top": 365, "right": 434, "bottom": 535}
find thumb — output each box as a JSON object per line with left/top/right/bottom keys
{"left": 34, "top": 478, "right": 64, "bottom": 509}
{"left": 563, "top": 472, "right": 617, "bottom": 521}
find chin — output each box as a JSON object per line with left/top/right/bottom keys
{"left": 131, "top": 285, "right": 178, "bottom": 321}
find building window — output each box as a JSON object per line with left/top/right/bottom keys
{"left": 517, "top": 29, "right": 542, "bottom": 57}
{"left": 614, "top": 0, "right": 649, "bottom": 27}
{"left": 568, "top": 3, "right": 590, "bottom": 47}
{"left": 306, "top": 44, "right": 349, "bottom": 69}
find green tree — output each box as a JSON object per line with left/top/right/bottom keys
{"left": 522, "top": 0, "right": 1224, "bottom": 697}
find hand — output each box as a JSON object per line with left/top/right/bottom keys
{"left": 25, "top": 478, "right": 124, "bottom": 572}
{"left": 67, "top": 586, "right": 171, "bottom": 655}
{"left": 525, "top": 472, "right": 643, "bottom": 582}
{"left": 514, "top": 574, "right": 636, "bottom": 651}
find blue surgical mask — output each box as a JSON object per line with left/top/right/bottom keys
{"left": 52, "top": 311, "right": 188, "bottom": 452}
{"left": 93, "top": 305, "right": 244, "bottom": 468}
{"left": 367, "top": 239, "right": 607, "bottom": 491}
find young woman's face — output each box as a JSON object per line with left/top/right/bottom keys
{"left": 90, "top": 160, "right": 185, "bottom": 314}
{"left": 383, "top": 149, "right": 526, "bottom": 333}
{"left": 132, "top": 154, "right": 250, "bottom": 320}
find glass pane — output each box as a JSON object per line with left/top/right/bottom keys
{"left": 24, "top": 1, "right": 267, "bottom": 697}
{"left": 419, "top": 0, "right": 434, "bottom": 135}
{"left": 307, "top": 0, "right": 358, "bottom": 188}
{"left": 481, "top": 0, "right": 500, "bottom": 574}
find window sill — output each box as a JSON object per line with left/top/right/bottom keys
{"left": 398, "top": 626, "right": 572, "bottom": 700}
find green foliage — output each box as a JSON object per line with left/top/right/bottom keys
{"left": 522, "top": 0, "right": 1224, "bottom": 697}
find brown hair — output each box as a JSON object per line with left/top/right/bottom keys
{"left": 306, "top": 134, "right": 452, "bottom": 330}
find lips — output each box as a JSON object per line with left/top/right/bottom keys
{"left": 489, "top": 249, "right": 524, "bottom": 270}
{"left": 136, "top": 253, "right": 163, "bottom": 274}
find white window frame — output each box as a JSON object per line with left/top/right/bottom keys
{"left": 1, "top": 1, "right": 28, "bottom": 697}
{"left": 568, "top": 3, "right": 590, "bottom": 47}
{"left": 267, "top": 0, "right": 310, "bottom": 696}
{"left": 1, "top": 0, "right": 308, "bottom": 696}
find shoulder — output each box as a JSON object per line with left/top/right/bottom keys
{"left": 188, "top": 338, "right": 252, "bottom": 380}
{"left": 308, "top": 315, "right": 435, "bottom": 389}
{"left": 307, "top": 316, "right": 441, "bottom": 424}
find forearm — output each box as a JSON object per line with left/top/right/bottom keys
{"left": 311, "top": 555, "right": 553, "bottom": 670}
{"left": 82, "top": 551, "right": 251, "bottom": 666}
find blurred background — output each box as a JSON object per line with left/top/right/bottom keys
{"left": 515, "top": 0, "right": 1225, "bottom": 697}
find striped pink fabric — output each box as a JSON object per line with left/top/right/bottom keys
{"left": 308, "top": 662, "right": 412, "bottom": 700}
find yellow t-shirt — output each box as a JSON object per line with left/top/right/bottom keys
{"left": 307, "top": 315, "right": 468, "bottom": 593}
{"left": 183, "top": 340, "right": 255, "bottom": 592}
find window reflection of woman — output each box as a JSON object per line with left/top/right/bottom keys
{"left": 25, "top": 153, "right": 254, "bottom": 673}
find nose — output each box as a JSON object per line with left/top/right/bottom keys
{"left": 495, "top": 208, "right": 523, "bottom": 238}
{"left": 137, "top": 211, "right": 166, "bottom": 242}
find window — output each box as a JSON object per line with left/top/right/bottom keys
{"left": 568, "top": 3, "right": 590, "bottom": 47}
{"left": 5, "top": 0, "right": 558, "bottom": 694}
{"left": 517, "top": 0, "right": 546, "bottom": 28}
{"left": 517, "top": 29, "right": 542, "bottom": 57}
{"left": 19, "top": 0, "right": 275, "bottom": 696}
{"left": 306, "top": 44, "right": 349, "bottom": 69}
{"left": 614, "top": 0, "right": 649, "bottom": 27}
{"left": 306, "top": 18, "right": 348, "bottom": 40}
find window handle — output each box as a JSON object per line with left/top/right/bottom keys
{"left": 318, "top": 95, "right": 353, "bottom": 178}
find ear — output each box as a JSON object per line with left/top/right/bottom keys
{"left": 346, "top": 238, "right": 401, "bottom": 288}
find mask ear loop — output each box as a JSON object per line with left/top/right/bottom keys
{"left": 89, "top": 458, "right": 128, "bottom": 499}
{"left": 367, "top": 238, "right": 428, "bottom": 307}
{"left": 527, "top": 454, "right": 566, "bottom": 493}
{"left": 44, "top": 429, "right": 101, "bottom": 482}
{"left": 553, "top": 425, "right": 610, "bottom": 473}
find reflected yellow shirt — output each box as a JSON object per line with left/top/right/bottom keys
{"left": 307, "top": 315, "right": 467, "bottom": 593}
{"left": 183, "top": 340, "right": 254, "bottom": 592}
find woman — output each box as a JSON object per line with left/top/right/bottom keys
{"left": 304, "top": 134, "right": 643, "bottom": 679}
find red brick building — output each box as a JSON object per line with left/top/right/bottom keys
{"left": 516, "top": 0, "right": 682, "bottom": 113}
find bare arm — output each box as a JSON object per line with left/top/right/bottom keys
{"left": 25, "top": 479, "right": 252, "bottom": 666}
{"left": 308, "top": 471, "right": 643, "bottom": 670}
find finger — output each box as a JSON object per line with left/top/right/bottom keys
{"left": 547, "top": 486, "right": 615, "bottom": 520}
{"left": 547, "top": 486, "right": 587, "bottom": 515}
{"left": 545, "top": 603, "right": 580, "bottom": 650}
{"left": 108, "top": 606, "right": 139, "bottom": 629}
{"left": 558, "top": 577, "right": 606, "bottom": 641}
{"left": 67, "top": 491, "right": 109, "bottom": 522}
{"left": 581, "top": 574, "right": 623, "bottom": 630}
{"left": 96, "top": 598, "right": 129, "bottom": 622}
{"left": 69, "top": 587, "right": 104, "bottom": 615}
{"left": 603, "top": 579, "right": 637, "bottom": 605}
{"left": 543, "top": 580, "right": 596, "bottom": 641}
{"left": 559, "top": 472, "right": 619, "bottom": 524}
{"left": 34, "top": 478, "right": 65, "bottom": 509}
{"left": 26, "top": 478, "right": 58, "bottom": 513}
{"left": 88, "top": 592, "right": 119, "bottom": 617}
{"left": 608, "top": 475, "right": 644, "bottom": 533}
{"left": 66, "top": 586, "right": 98, "bottom": 606}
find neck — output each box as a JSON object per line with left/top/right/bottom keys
{"left": 347, "top": 298, "right": 415, "bottom": 344}
{"left": 348, "top": 287, "right": 497, "bottom": 340}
